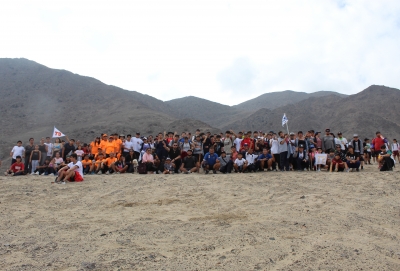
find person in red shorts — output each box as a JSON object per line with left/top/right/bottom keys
{"left": 4, "top": 156, "right": 25, "bottom": 176}
{"left": 55, "top": 153, "right": 84, "bottom": 184}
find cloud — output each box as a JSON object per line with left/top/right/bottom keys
{"left": 1, "top": 0, "right": 400, "bottom": 105}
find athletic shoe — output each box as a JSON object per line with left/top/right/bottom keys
{"left": 11, "top": 173, "right": 14, "bottom": 176}
{"left": 213, "top": 170, "right": 217, "bottom": 174}
{"left": 40, "top": 173, "right": 45, "bottom": 176}
{"left": 205, "top": 170, "right": 209, "bottom": 174}
{"left": 4, "top": 172, "right": 7, "bottom": 176}
{"left": 105, "top": 171, "right": 109, "bottom": 175}
{"left": 117, "top": 172, "right": 120, "bottom": 174}
{"left": 61, "top": 182, "right": 66, "bottom": 185}
{"left": 97, "top": 171, "right": 102, "bottom": 175}
{"left": 49, "top": 173, "right": 54, "bottom": 176}
{"left": 184, "top": 171, "right": 189, "bottom": 174}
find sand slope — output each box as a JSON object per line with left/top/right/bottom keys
{"left": 1, "top": 167, "right": 400, "bottom": 270}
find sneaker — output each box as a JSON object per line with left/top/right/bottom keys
{"left": 11, "top": 173, "right": 14, "bottom": 176}
{"left": 158, "top": 170, "right": 162, "bottom": 174}
{"left": 213, "top": 170, "right": 217, "bottom": 174}
{"left": 40, "top": 173, "right": 45, "bottom": 176}
{"left": 184, "top": 171, "right": 189, "bottom": 174}
{"left": 356, "top": 168, "right": 359, "bottom": 172}
{"left": 105, "top": 171, "right": 109, "bottom": 175}
{"left": 4, "top": 172, "right": 7, "bottom": 176}
{"left": 205, "top": 170, "right": 209, "bottom": 174}
{"left": 61, "top": 182, "right": 66, "bottom": 185}
{"left": 49, "top": 173, "right": 54, "bottom": 176}
{"left": 188, "top": 171, "right": 191, "bottom": 174}
{"left": 97, "top": 171, "right": 102, "bottom": 175}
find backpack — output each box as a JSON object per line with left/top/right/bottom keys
{"left": 138, "top": 163, "right": 147, "bottom": 174}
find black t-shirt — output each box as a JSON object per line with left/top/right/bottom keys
{"left": 203, "top": 138, "right": 212, "bottom": 153}
{"left": 63, "top": 144, "right": 76, "bottom": 158}
{"left": 213, "top": 141, "right": 224, "bottom": 156}
{"left": 346, "top": 152, "right": 359, "bottom": 160}
{"left": 168, "top": 148, "right": 181, "bottom": 160}
{"left": 25, "top": 145, "right": 34, "bottom": 156}
{"left": 183, "top": 155, "right": 196, "bottom": 168}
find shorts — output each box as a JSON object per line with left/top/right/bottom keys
{"left": 68, "top": 171, "right": 84, "bottom": 182}
{"left": 393, "top": 151, "right": 399, "bottom": 157}
{"left": 372, "top": 150, "right": 380, "bottom": 158}
{"left": 193, "top": 154, "right": 202, "bottom": 161}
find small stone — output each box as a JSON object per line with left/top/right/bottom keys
{"left": 269, "top": 237, "right": 275, "bottom": 240}
{"left": 300, "top": 195, "right": 305, "bottom": 199}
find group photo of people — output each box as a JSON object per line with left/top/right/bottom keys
{"left": 4, "top": 128, "right": 398, "bottom": 183}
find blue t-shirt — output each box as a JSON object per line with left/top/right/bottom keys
{"left": 259, "top": 153, "right": 272, "bottom": 160}
{"left": 203, "top": 152, "right": 218, "bottom": 166}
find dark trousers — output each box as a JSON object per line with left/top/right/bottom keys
{"left": 38, "top": 167, "right": 55, "bottom": 175}
{"left": 83, "top": 166, "right": 91, "bottom": 174}
{"left": 273, "top": 153, "right": 280, "bottom": 170}
{"left": 347, "top": 161, "right": 360, "bottom": 169}
{"left": 134, "top": 151, "right": 141, "bottom": 161}
{"left": 296, "top": 158, "right": 308, "bottom": 170}
{"left": 279, "top": 151, "right": 289, "bottom": 171}
{"left": 247, "top": 163, "right": 257, "bottom": 172}
{"left": 220, "top": 160, "right": 233, "bottom": 173}
{"left": 24, "top": 156, "right": 31, "bottom": 174}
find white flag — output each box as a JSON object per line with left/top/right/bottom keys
{"left": 282, "top": 114, "right": 288, "bottom": 127}
{"left": 52, "top": 126, "right": 65, "bottom": 138}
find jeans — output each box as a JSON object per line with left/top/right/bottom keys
{"left": 31, "top": 160, "right": 39, "bottom": 173}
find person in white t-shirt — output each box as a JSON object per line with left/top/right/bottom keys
{"left": 245, "top": 148, "right": 259, "bottom": 172}
{"left": 392, "top": 138, "right": 399, "bottom": 162}
{"left": 45, "top": 137, "right": 54, "bottom": 159}
{"left": 55, "top": 153, "right": 84, "bottom": 184}
{"left": 234, "top": 153, "right": 248, "bottom": 173}
{"left": 122, "top": 134, "right": 134, "bottom": 157}
{"left": 10, "top": 140, "right": 25, "bottom": 164}
{"left": 233, "top": 131, "right": 243, "bottom": 152}
{"left": 130, "top": 132, "right": 143, "bottom": 160}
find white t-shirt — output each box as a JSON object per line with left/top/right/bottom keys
{"left": 54, "top": 157, "right": 64, "bottom": 165}
{"left": 123, "top": 141, "right": 134, "bottom": 152}
{"left": 75, "top": 150, "right": 84, "bottom": 157}
{"left": 131, "top": 137, "right": 143, "bottom": 152}
{"left": 234, "top": 158, "right": 246, "bottom": 167}
{"left": 270, "top": 139, "right": 279, "bottom": 154}
{"left": 68, "top": 161, "right": 83, "bottom": 177}
{"left": 45, "top": 143, "right": 53, "bottom": 156}
{"left": 337, "top": 137, "right": 348, "bottom": 150}
{"left": 11, "top": 146, "right": 25, "bottom": 159}
{"left": 392, "top": 143, "right": 399, "bottom": 152}
{"left": 245, "top": 153, "right": 258, "bottom": 165}
{"left": 234, "top": 138, "right": 243, "bottom": 152}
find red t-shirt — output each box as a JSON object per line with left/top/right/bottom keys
{"left": 372, "top": 137, "right": 384, "bottom": 152}
{"left": 11, "top": 162, "right": 24, "bottom": 173}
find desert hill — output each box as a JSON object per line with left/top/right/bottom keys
{"left": 232, "top": 90, "right": 347, "bottom": 112}
{"left": 221, "top": 85, "right": 400, "bottom": 139}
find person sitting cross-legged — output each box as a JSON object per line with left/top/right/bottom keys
{"left": 234, "top": 153, "right": 248, "bottom": 173}
{"left": 112, "top": 155, "right": 129, "bottom": 174}
{"left": 4, "top": 156, "right": 25, "bottom": 176}
{"left": 55, "top": 153, "right": 84, "bottom": 184}
{"left": 293, "top": 144, "right": 309, "bottom": 171}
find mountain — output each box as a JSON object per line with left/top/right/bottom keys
{"left": 0, "top": 58, "right": 217, "bottom": 166}
{"left": 222, "top": 85, "right": 400, "bottom": 139}
{"left": 232, "top": 90, "right": 347, "bottom": 112}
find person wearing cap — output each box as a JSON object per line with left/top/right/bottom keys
{"left": 336, "top": 132, "right": 348, "bottom": 151}
{"left": 346, "top": 145, "right": 360, "bottom": 172}
{"left": 349, "top": 134, "right": 364, "bottom": 169}
{"left": 322, "top": 128, "right": 335, "bottom": 153}
{"left": 163, "top": 158, "right": 175, "bottom": 174}
{"left": 258, "top": 148, "right": 273, "bottom": 171}
{"left": 180, "top": 149, "right": 198, "bottom": 174}
{"left": 378, "top": 145, "right": 395, "bottom": 171}
{"left": 293, "top": 144, "right": 309, "bottom": 171}
{"left": 130, "top": 132, "right": 143, "bottom": 161}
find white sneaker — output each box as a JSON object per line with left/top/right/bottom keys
{"left": 41, "top": 173, "right": 45, "bottom": 176}
{"left": 4, "top": 172, "right": 8, "bottom": 176}
{"left": 61, "top": 182, "right": 66, "bottom": 185}
{"left": 49, "top": 173, "right": 54, "bottom": 176}
{"left": 97, "top": 171, "right": 102, "bottom": 175}
{"left": 105, "top": 171, "right": 109, "bottom": 175}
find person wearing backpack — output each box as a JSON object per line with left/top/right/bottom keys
{"left": 391, "top": 139, "right": 399, "bottom": 163}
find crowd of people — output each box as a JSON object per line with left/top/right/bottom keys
{"left": 3, "top": 128, "right": 398, "bottom": 182}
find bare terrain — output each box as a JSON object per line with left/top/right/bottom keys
{"left": 1, "top": 166, "right": 399, "bottom": 270}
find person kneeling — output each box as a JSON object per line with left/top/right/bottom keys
{"left": 332, "top": 153, "right": 346, "bottom": 172}
{"left": 378, "top": 145, "right": 394, "bottom": 171}
{"left": 216, "top": 151, "right": 233, "bottom": 174}
{"left": 55, "top": 153, "right": 84, "bottom": 184}
{"left": 293, "top": 144, "right": 309, "bottom": 171}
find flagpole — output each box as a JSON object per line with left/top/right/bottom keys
{"left": 284, "top": 113, "right": 290, "bottom": 134}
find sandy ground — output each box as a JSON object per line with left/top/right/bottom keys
{"left": 0, "top": 166, "right": 400, "bottom": 271}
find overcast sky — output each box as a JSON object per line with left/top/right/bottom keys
{"left": 1, "top": 0, "right": 400, "bottom": 105}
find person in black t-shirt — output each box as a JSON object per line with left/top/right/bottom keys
{"left": 180, "top": 149, "right": 197, "bottom": 173}
{"left": 62, "top": 139, "right": 76, "bottom": 160}
{"left": 212, "top": 135, "right": 224, "bottom": 156}
{"left": 346, "top": 145, "right": 360, "bottom": 171}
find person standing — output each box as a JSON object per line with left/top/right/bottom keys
{"left": 38, "top": 138, "right": 48, "bottom": 166}
{"left": 131, "top": 132, "right": 143, "bottom": 160}
{"left": 10, "top": 140, "right": 25, "bottom": 165}
{"left": 24, "top": 138, "right": 35, "bottom": 174}
{"left": 322, "top": 128, "right": 335, "bottom": 153}
{"left": 44, "top": 137, "right": 54, "bottom": 161}
{"left": 278, "top": 131, "right": 289, "bottom": 171}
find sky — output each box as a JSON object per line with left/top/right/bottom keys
{"left": 1, "top": 0, "right": 400, "bottom": 106}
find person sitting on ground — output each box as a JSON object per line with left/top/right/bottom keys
{"left": 81, "top": 154, "right": 92, "bottom": 175}
{"left": 215, "top": 151, "right": 233, "bottom": 174}
{"left": 112, "top": 155, "right": 128, "bottom": 174}
{"left": 293, "top": 144, "right": 309, "bottom": 171}
{"left": 125, "top": 149, "right": 137, "bottom": 173}
{"left": 142, "top": 148, "right": 157, "bottom": 174}
{"left": 52, "top": 152, "right": 64, "bottom": 172}
{"left": 234, "top": 153, "right": 247, "bottom": 173}
{"left": 324, "top": 149, "right": 336, "bottom": 171}
{"left": 163, "top": 158, "right": 175, "bottom": 174}
{"left": 346, "top": 145, "right": 360, "bottom": 172}
{"left": 202, "top": 147, "right": 219, "bottom": 174}
{"left": 92, "top": 153, "right": 105, "bottom": 174}
{"left": 245, "top": 148, "right": 259, "bottom": 173}
{"left": 55, "top": 153, "right": 84, "bottom": 184}
{"left": 180, "top": 149, "right": 198, "bottom": 174}
{"left": 35, "top": 158, "right": 55, "bottom": 176}
{"left": 101, "top": 152, "right": 117, "bottom": 175}
{"left": 331, "top": 152, "right": 346, "bottom": 172}
{"left": 4, "top": 156, "right": 25, "bottom": 176}
{"left": 258, "top": 148, "right": 273, "bottom": 171}
{"left": 378, "top": 145, "right": 395, "bottom": 171}
{"left": 334, "top": 144, "right": 349, "bottom": 171}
